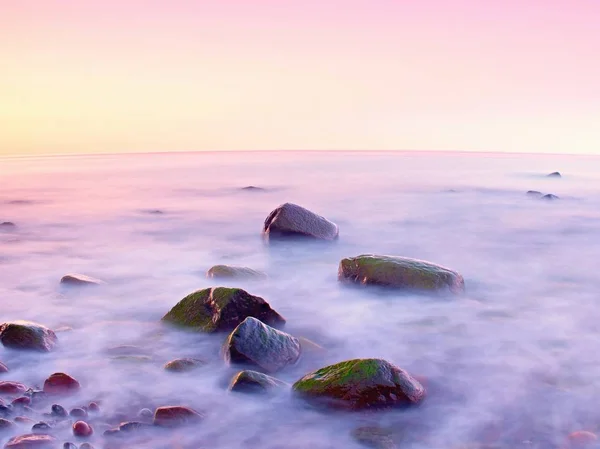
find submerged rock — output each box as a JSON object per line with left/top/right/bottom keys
{"left": 153, "top": 406, "right": 203, "bottom": 428}
{"left": 4, "top": 434, "right": 57, "bottom": 449}
{"left": 263, "top": 203, "right": 339, "bottom": 241}
{"left": 542, "top": 194, "right": 559, "bottom": 201}
{"left": 229, "top": 370, "right": 287, "bottom": 394}
{"left": 526, "top": 190, "right": 543, "bottom": 197}
{"left": 31, "top": 422, "right": 51, "bottom": 434}
{"left": 292, "top": 358, "right": 425, "bottom": 410}
{"left": 0, "top": 222, "right": 15, "bottom": 228}
{"left": 241, "top": 186, "right": 265, "bottom": 191}
{"left": 223, "top": 317, "right": 301, "bottom": 373}
{"left": 60, "top": 274, "right": 105, "bottom": 286}
{"left": 0, "top": 382, "right": 27, "bottom": 395}
{"left": 338, "top": 254, "right": 465, "bottom": 294}
{"left": 164, "top": 358, "right": 206, "bottom": 373}
{"left": 0, "top": 321, "right": 58, "bottom": 352}
{"left": 547, "top": 172, "right": 561, "bottom": 178}
{"left": 0, "top": 418, "right": 15, "bottom": 431}
{"left": 206, "top": 265, "right": 267, "bottom": 280}
{"left": 162, "top": 287, "right": 285, "bottom": 332}
{"left": 43, "top": 373, "right": 80, "bottom": 395}
{"left": 0, "top": 362, "right": 8, "bottom": 373}
{"left": 352, "top": 426, "right": 396, "bottom": 449}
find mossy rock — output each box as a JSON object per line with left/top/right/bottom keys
{"left": 263, "top": 203, "right": 339, "bottom": 241}
{"left": 0, "top": 321, "right": 58, "bottom": 352}
{"left": 229, "top": 370, "right": 288, "bottom": 394}
{"left": 352, "top": 426, "right": 396, "bottom": 449}
{"left": 223, "top": 317, "right": 301, "bottom": 373}
{"left": 162, "top": 287, "right": 285, "bottom": 333}
{"left": 206, "top": 265, "right": 267, "bottom": 280}
{"left": 164, "top": 358, "right": 206, "bottom": 373}
{"left": 338, "top": 255, "right": 464, "bottom": 293}
{"left": 292, "top": 358, "right": 425, "bottom": 410}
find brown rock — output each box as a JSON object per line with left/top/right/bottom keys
{"left": 72, "top": 421, "right": 93, "bottom": 438}
{"left": 11, "top": 397, "right": 31, "bottom": 407}
{"left": 0, "top": 381, "right": 27, "bottom": 395}
{"left": 87, "top": 402, "right": 100, "bottom": 414}
{"left": 4, "top": 434, "right": 57, "bottom": 449}
{"left": 164, "top": 358, "right": 206, "bottom": 373}
{"left": 153, "top": 406, "right": 203, "bottom": 428}
{"left": 43, "top": 373, "right": 80, "bottom": 395}
{"left": 69, "top": 408, "right": 87, "bottom": 418}
{"left": 0, "top": 321, "right": 58, "bottom": 352}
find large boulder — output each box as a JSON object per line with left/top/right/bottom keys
{"left": 229, "top": 370, "right": 287, "bottom": 394}
{"left": 262, "top": 203, "right": 339, "bottom": 241}
{"left": 206, "top": 265, "right": 267, "bottom": 280}
{"left": 162, "top": 287, "right": 285, "bottom": 332}
{"left": 0, "top": 321, "right": 57, "bottom": 352}
{"left": 4, "top": 434, "right": 57, "bottom": 449}
{"left": 292, "top": 358, "right": 425, "bottom": 410}
{"left": 223, "top": 317, "right": 301, "bottom": 373}
{"left": 338, "top": 255, "right": 464, "bottom": 294}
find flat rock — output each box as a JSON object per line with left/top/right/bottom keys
{"left": 292, "top": 358, "right": 425, "bottom": 410}
{"left": 4, "top": 434, "right": 57, "bottom": 449}
{"left": 547, "top": 172, "right": 561, "bottom": 178}
{"left": 263, "top": 203, "right": 339, "bottom": 241}
{"left": 241, "top": 186, "right": 265, "bottom": 191}
{"left": 206, "top": 265, "right": 267, "bottom": 280}
{"left": 338, "top": 254, "right": 465, "bottom": 294}
{"left": 164, "top": 358, "right": 206, "bottom": 373}
{"left": 0, "top": 321, "right": 58, "bottom": 352}
{"left": 153, "top": 406, "right": 203, "bottom": 428}
{"left": 43, "top": 373, "right": 81, "bottom": 395}
{"left": 223, "top": 317, "right": 301, "bottom": 373}
{"left": 229, "top": 370, "right": 287, "bottom": 394}
{"left": 59, "top": 274, "right": 105, "bottom": 286}
{"left": 162, "top": 287, "right": 285, "bottom": 333}
{"left": 0, "top": 382, "right": 28, "bottom": 395}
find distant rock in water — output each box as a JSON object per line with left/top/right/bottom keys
{"left": 0, "top": 222, "right": 15, "bottom": 228}
{"left": 153, "top": 406, "right": 203, "bottom": 428}
{"left": 263, "top": 203, "right": 339, "bottom": 241}
{"left": 223, "top": 317, "right": 301, "bottom": 373}
{"left": 162, "top": 287, "right": 285, "bottom": 332}
{"left": 241, "top": 186, "right": 266, "bottom": 191}
{"left": 164, "top": 358, "right": 206, "bottom": 373}
{"left": 292, "top": 358, "right": 425, "bottom": 410}
{"left": 4, "top": 433, "right": 57, "bottom": 449}
{"left": 542, "top": 194, "right": 559, "bottom": 201}
{"left": 547, "top": 172, "right": 561, "bottom": 178}
{"left": 229, "top": 370, "right": 288, "bottom": 394}
{"left": 206, "top": 265, "right": 267, "bottom": 280}
{"left": 352, "top": 426, "right": 396, "bottom": 449}
{"left": 0, "top": 362, "right": 8, "bottom": 373}
{"left": 338, "top": 255, "right": 464, "bottom": 294}
{"left": 0, "top": 321, "right": 58, "bottom": 352}
{"left": 140, "top": 209, "right": 165, "bottom": 215}
{"left": 60, "top": 274, "right": 105, "bottom": 286}
{"left": 526, "top": 190, "right": 543, "bottom": 197}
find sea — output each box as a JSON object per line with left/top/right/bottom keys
{"left": 1, "top": 150, "right": 600, "bottom": 449}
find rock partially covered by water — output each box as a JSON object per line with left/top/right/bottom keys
{"left": 0, "top": 362, "right": 8, "bottom": 373}
{"left": 0, "top": 382, "right": 27, "bottom": 395}
{"left": 43, "top": 373, "right": 81, "bottom": 395}
{"left": 162, "top": 287, "right": 285, "bottom": 332}
{"left": 153, "top": 406, "right": 203, "bottom": 428}
{"left": 0, "top": 222, "right": 15, "bottom": 228}
{"left": 542, "top": 194, "right": 559, "bottom": 201}
{"left": 164, "top": 358, "right": 206, "bottom": 373}
{"left": 206, "top": 265, "right": 267, "bottom": 280}
{"left": 526, "top": 190, "right": 543, "bottom": 197}
{"left": 229, "top": 370, "right": 287, "bottom": 394}
{"left": 547, "top": 172, "right": 561, "bottom": 178}
{"left": 338, "top": 255, "right": 465, "bottom": 294}
{"left": 223, "top": 317, "right": 301, "bottom": 373}
{"left": 0, "top": 321, "right": 58, "bottom": 352}
{"left": 352, "top": 426, "right": 396, "bottom": 449}
{"left": 4, "top": 434, "right": 57, "bottom": 449}
{"left": 60, "top": 274, "right": 105, "bottom": 286}
{"left": 292, "top": 358, "right": 425, "bottom": 410}
{"left": 72, "top": 421, "right": 93, "bottom": 437}
{"left": 263, "top": 203, "right": 339, "bottom": 241}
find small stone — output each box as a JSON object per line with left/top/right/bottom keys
{"left": 63, "top": 443, "right": 78, "bottom": 449}
{"left": 14, "top": 417, "right": 34, "bottom": 424}
{"left": 0, "top": 382, "right": 27, "bottom": 395}
{"left": 241, "top": 186, "right": 265, "bottom": 191}
{"left": 69, "top": 408, "right": 87, "bottom": 418}
{"left": 72, "top": 421, "right": 93, "bottom": 438}
{"left": 352, "top": 426, "right": 396, "bottom": 449}
{"left": 263, "top": 202, "right": 339, "bottom": 241}
{"left": 229, "top": 370, "right": 287, "bottom": 394}
{"left": 0, "top": 362, "right": 8, "bottom": 373}
{"left": 153, "top": 406, "right": 203, "bottom": 428}
{"left": 87, "top": 402, "right": 100, "bottom": 414}
{"left": 31, "top": 422, "right": 51, "bottom": 433}
{"left": 0, "top": 321, "right": 58, "bottom": 352}
{"left": 11, "top": 397, "right": 31, "bottom": 407}
{"left": 4, "top": 434, "right": 57, "bottom": 449}
{"left": 60, "top": 274, "right": 105, "bottom": 286}
{"left": 79, "top": 444, "right": 94, "bottom": 449}
{"left": 547, "top": 172, "right": 561, "bottom": 178}
{"left": 105, "top": 345, "right": 150, "bottom": 356}
{"left": 0, "top": 418, "right": 14, "bottom": 430}
{"left": 206, "top": 265, "right": 267, "bottom": 280}
{"left": 109, "top": 355, "right": 152, "bottom": 364}
{"left": 43, "top": 373, "right": 80, "bottom": 395}
{"left": 103, "top": 429, "right": 120, "bottom": 438}
{"left": 51, "top": 404, "right": 68, "bottom": 418}
{"left": 138, "top": 408, "right": 153, "bottom": 420}
{"left": 164, "top": 358, "right": 206, "bottom": 373}
{"left": 542, "top": 193, "right": 559, "bottom": 200}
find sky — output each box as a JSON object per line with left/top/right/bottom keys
{"left": 1, "top": 0, "right": 599, "bottom": 156}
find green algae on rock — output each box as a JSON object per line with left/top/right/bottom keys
{"left": 206, "top": 265, "right": 267, "bottom": 280}
{"left": 292, "top": 358, "right": 425, "bottom": 410}
{"left": 338, "top": 255, "right": 464, "bottom": 293}
{"left": 263, "top": 203, "right": 339, "bottom": 241}
{"left": 0, "top": 321, "right": 58, "bottom": 352}
{"left": 162, "top": 287, "right": 285, "bottom": 333}
{"left": 223, "top": 317, "right": 301, "bottom": 373}
{"left": 229, "top": 370, "right": 288, "bottom": 394}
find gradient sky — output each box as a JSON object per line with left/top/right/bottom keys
{"left": 1, "top": 0, "right": 599, "bottom": 155}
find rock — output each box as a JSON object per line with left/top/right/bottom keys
{"left": 338, "top": 255, "right": 465, "bottom": 294}
{"left": 241, "top": 186, "right": 265, "bottom": 191}
{"left": 4, "top": 434, "right": 57, "bottom": 449}
{"left": 0, "top": 222, "right": 16, "bottom": 228}
{"left": 118, "top": 421, "right": 151, "bottom": 432}
{"left": 138, "top": 408, "right": 153, "bottom": 420}
{"left": 547, "top": 172, "right": 561, "bottom": 178}
{"left": 526, "top": 190, "right": 543, "bottom": 197}
{"left": 352, "top": 426, "right": 396, "bottom": 449}
{"left": 229, "top": 370, "right": 287, "bottom": 394}
{"left": 542, "top": 194, "right": 559, "bottom": 200}
{"left": 109, "top": 355, "right": 152, "bottom": 364}
{"left": 31, "top": 422, "right": 51, "bottom": 433}
{"left": 164, "top": 358, "right": 206, "bottom": 373}
{"left": 87, "top": 402, "right": 100, "bottom": 414}
{"left": 72, "top": 421, "right": 93, "bottom": 437}
{"left": 103, "top": 429, "right": 120, "bottom": 438}
{"left": 223, "top": 317, "right": 301, "bottom": 373}
{"left": 0, "top": 418, "right": 14, "bottom": 431}
{"left": 162, "top": 287, "right": 285, "bottom": 332}
{"left": 153, "top": 406, "right": 203, "bottom": 428}
{"left": 14, "top": 417, "right": 34, "bottom": 424}
{"left": 0, "top": 362, "right": 7, "bottom": 373}
{"left": 206, "top": 265, "right": 267, "bottom": 280}
{"left": 105, "top": 345, "right": 150, "bottom": 356}
{"left": 63, "top": 443, "right": 77, "bottom": 449}
{"left": 50, "top": 404, "right": 68, "bottom": 417}
{"left": 43, "top": 373, "right": 81, "bottom": 395}
{"left": 79, "top": 444, "right": 94, "bottom": 449}
{"left": 568, "top": 431, "right": 597, "bottom": 448}
{"left": 0, "top": 382, "right": 27, "bottom": 395}
{"left": 0, "top": 321, "right": 58, "bottom": 352}
{"left": 11, "top": 397, "right": 31, "bottom": 407}
{"left": 59, "top": 274, "right": 105, "bottom": 286}
{"left": 262, "top": 203, "right": 339, "bottom": 241}
{"left": 292, "top": 358, "right": 425, "bottom": 410}
{"left": 69, "top": 408, "right": 87, "bottom": 418}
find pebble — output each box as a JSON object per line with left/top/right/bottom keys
{"left": 32, "top": 422, "right": 52, "bottom": 433}
{"left": 63, "top": 443, "right": 78, "bottom": 449}
{"left": 51, "top": 404, "right": 68, "bottom": 417}
{"left": 0, "top": 381, "right": 27, "bottom": 395}
{"left": 138, "top": 408, "right": 153, "bottom": 419}
{"left": 88, "top": 402, "right": 100, "bottom": 414}
{"left": 568, "top": 431, "right": 597, "bottom": 448}
{"left": 43, "top": 373, "right": 81, "bottom": 395}
{"left": 14, "top": 416, "right": 34, "bottom": 424}
{"left": 153, "top": 406, "right": 203, "bottom": 428}
{"left": 0, "top": 404, "right": 12, "bottom": 416}
{"left": 11, "top": 397, "right": 31, "bottom": 407}
{"left": 4, "top": 434, "right": 57, "bottom": 449}
{"left": 70, "top": 408, "right": 88, "bottom": 418}
{"left": 0, "top": 418, "right": 14, "bottom": 430}
{"left": 73, "top": 421, "right": 93, "bottom": 438}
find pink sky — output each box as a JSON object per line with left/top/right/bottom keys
{"left": 1, "top": 0, "right": 599, "bottom": 155}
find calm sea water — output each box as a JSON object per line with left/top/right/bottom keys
{"left": 1, "top": 151, "right": 600, "bottom": 449}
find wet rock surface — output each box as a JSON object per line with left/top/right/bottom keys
{"left": 0, "top": 321, "right": 58, "bottom": 352}
{"left": 263, "top": 202, "right": 339, "bottom": 241}
{"left": 229, "top": 370, "right": 287, "bottom": 394}
{"left": 547, "top": 171, "right": 562, "bottom": 177}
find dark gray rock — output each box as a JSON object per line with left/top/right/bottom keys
{"left": 542, "top": 194, "right": 559, "bottom": 200}
{"left": 263, "top": 203, "right": 339, "bottom": 241}
{"left": 547, "top": 172, "right": 561, "bottom": 178}
{"left": 0, "top": 321, "right": 58, "bottom": 352}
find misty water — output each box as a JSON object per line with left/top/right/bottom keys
{"left": 1, "top": 151, "right": 600, "bottom": 449}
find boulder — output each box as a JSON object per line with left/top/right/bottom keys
{"left": 338, "top": 255, "right": 465, "bottom": 294}
{"left": 229, "top": 370, "right": 287, "bottom": 394}
{"left": 153, "top": 406, "right": 203, "bottom": 428}
{"left": 352, "top": 426, "right": 396, "bottom": 449}
{"left": 60, "top": 274, "right": 105, "bottom": 286}
{"left": 4, "top": 434, "right": 57, "bottom": 449}
{"left": 0, "top": 382, "right": 27, "bottom": 395}
{"left": 542, "top": 194, "right": 559, "bottom": 201}
{"left": 292, "top": 358, "right": 425, "bottom": 410}
{"left": 262, "top": 203, "right": 339, "bottom": 241}
{"left": 43, "top": 373, "right": 80, "bottom": 395}
{"left": 0, "top": 321, "right": 58, "bottom": 352}
{"left": 547, "top": 172, "right": 561, "bottom": 178}
{"left": 164, "top": 358, "right": 206, "bottom": 373}
{"left": 223, "top": 317, "right": 301, "bottom": 373}
{"left": 162, "top": 287, "right": 285, "bottom": 332}
{"left": 206, "top": 265, "right": 267, "bottom": 280}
